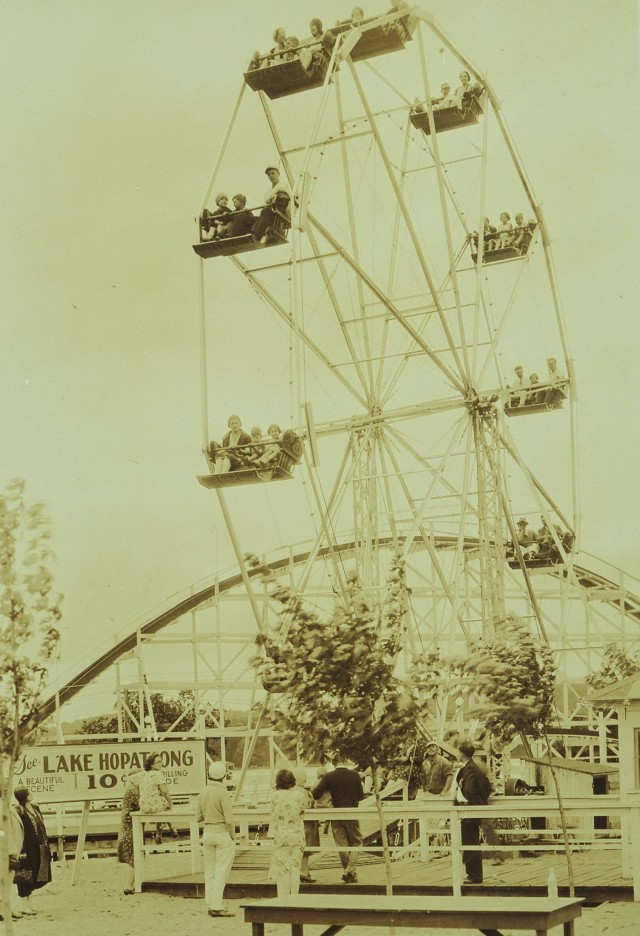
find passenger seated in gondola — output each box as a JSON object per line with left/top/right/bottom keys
{"left": 454, "top": 70, "right": 483, "bottom": 105}
{"left": 211, "top": 415, "right": 252, "bottom": 474}
{"left": 536, "top": 517, "right": 554, "bottom": 559}
{"left": 434, "top": 83, "right": 454, "bottom": 108}
{"left": 471, "top": 217, "right": 496, "bottom": 251}
{"left": 284, "top": 36, "right": 299, "bottom": 60}
{"left": 511, "top": 213, "right": 528, "bottom": 253}
{"left": 545, "top": 356, "right": 566, "bottom": 409}
{"left": 228, "top": 194, "right": 256, "bottom": 238}
{"left": 351, "top": 6, "right": 365, "bottom": 24}
{"left": 525, "top": 372, "right": 543, "bottom": 405}
{"left": 241, "top": 426, "right": 267, "bottom": 466}
{"left": 255, "top": 423, "right": 282, "bottom": 467}
{"left": 211, "top": 193, "right": 233, "bottom": 239}
{"left": 492, "top": 212, "right": 514, "bottom": 250}
{"left": 516, "top": 518, "right": 539, "bottom": 560}
{"left": 251, "top": 164, "right": 291, "bottom": 243}
{"left": 271, "top": 27, "right": 288, "bottom": 61}
{"left": 507, "top": 364, "right": 528, "bottom": 407}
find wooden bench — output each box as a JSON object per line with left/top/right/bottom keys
{"left": 242, "top": 894, "right": 583, "bottom": 936}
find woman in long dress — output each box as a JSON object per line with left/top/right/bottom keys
{"left": 11, "top": 788, "right": 52, "bottom": 916}
{"left": 268, "top": 768, "right": 306, "bottom": 897}
{"left": 116, "top": 772, "right": 142, "bottom": 894}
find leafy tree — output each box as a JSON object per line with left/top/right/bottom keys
{"left": 0, "top": 480, "right": 62, "bottom": 934}
{"left": 586, "top": 642, "right": 640, "bottom": 691}
{"left": 249, "top": 554, "right": 416, "bottom": 894}
{"left": 462, "top": 615, "right": 576, "bottom": 894}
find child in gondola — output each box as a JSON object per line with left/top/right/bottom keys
{"left": 255, "top": 423, "right": 282, "bottom": 466}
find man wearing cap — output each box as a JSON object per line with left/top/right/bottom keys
{"left": 421, "top": 741, "right": 453, "bottom": 797}
{"left": 229, "top": 193, "right": 256, "bottom": 238}
{"left": 516, "top": 518, "right": 538, "bottom": 560}
{"left": 196, "top": 761, "right": 236, "bottom": 918}
{"left": 252, "top": 165, "right": 291, "bottom": 243}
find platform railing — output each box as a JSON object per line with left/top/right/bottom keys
{"left": 131, "top": 796, "right": 640, "bottom": 899}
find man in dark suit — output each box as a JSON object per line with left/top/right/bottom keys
{"left": 312, "top": 755, "right": 364, "bottom": 883}
{"left": 455, "top": 740, "right": 492, "bottom": 884}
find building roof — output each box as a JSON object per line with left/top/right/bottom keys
{"left": 522, "top": 756, "right": 618, "bottom": 776}
{"left": 582, "top": 673, "right": 640, "bottom": 704}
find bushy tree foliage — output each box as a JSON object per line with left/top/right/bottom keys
{"left": 0, "top": 480, "right": 62, "bottom": 932}
{"left": 585, "top": 642, "right": 640, "bottom": 691}
{"left": 250, "top": 556, "right": 416, "bottom": 770}
{"left": 249, "top": 554, "right": 417, "bottom": 893}
{"left": 461, "top": 616, "right": 556, "bottom": 744}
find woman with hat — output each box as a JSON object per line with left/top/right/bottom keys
{"left": 212, "top": 193, "right": 233, "bottom": 239}
{"left": 196, "top": 761, "right": 236, "bottom": 918}
{"left": 11, "top": 788, "right": 52, "bottom": 916}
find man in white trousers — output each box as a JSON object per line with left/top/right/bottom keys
{"left": 196, "top": 761, "right": 236, "bottom": 917}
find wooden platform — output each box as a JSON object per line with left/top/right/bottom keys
{"left": 141, "top": 843, "right": 631, "bottom": 903}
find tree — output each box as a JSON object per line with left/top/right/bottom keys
{"left": 249, "top": 554, "right": 416, "bottom": 894}
{"left": 586, "top": 642, "right": 640, "bottom": 691}
{"left": 0, "top": 480, "right": 62, "bottom": 933}
{"left": 462, "top": 615, "right": 576, "bottom": 894}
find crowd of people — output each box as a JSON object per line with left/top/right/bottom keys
{"left": 472, "top": 213, "right": 537, "bottom": 256}
{"left": 509, "top": 515, "right": 575, "bottom": 563}
{"left": 506, "top": 357, "right": 567, "bottom": 409}
{"left": 207, "top": 415, "right": 290, "bottom": 474}
{"left": 200, "top": 165, "right": 291, "bottom": 246}
{"left": 411, "top": 70, "right": 483, "bottom": 114}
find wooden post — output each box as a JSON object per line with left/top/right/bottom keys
{"left": 449, "top": 807, "right": 463, "bottom": 896}
{"left": 71, "top": 800, "right": 91, "bottom": 885}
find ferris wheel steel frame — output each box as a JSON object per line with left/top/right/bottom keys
{"left": 42, "top": 7, "right": 633, "bottom": 764}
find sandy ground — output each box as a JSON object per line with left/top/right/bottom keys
{"left": 2, "top": 859, "right": 639, "bottom": 936}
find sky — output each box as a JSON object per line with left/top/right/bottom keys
{"left": 2, "top": 1, "right": 640, "bottom": 708}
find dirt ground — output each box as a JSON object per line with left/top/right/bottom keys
{"left": 2, "top": 859, "right": 639, "bottom": 936}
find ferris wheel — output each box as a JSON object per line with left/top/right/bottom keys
{"left": 187, "top": 4, "right": 624, "bottom": 721}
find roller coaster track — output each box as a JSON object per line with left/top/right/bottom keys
{"left": 38, "top": 539, "right": 640, "bottom": 721}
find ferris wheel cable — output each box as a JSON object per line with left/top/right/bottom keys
{"left": 474, "top": 257, "right": 528, "bottom": 390}
{"left": 198, "top": 258, "right": 209, "bottom": 450}
{"left": 379, "top": 235, "right": 470, "bottom": 408}
{"left": 346, "top": 60, "right": 469, "bottom": 390}
{"left": 200, "top": 80, "right": 247, "bottom": 211}
{"left": 498, "top": 425, "right": 573, "bottom": 535}
{"left": 380, "top": 428, "right": 471, "bottom": 644}
{"left": 335, "top": 76, "right": 376, "bottom": 397}
{"left": 450, "top": 420, "right": 476, "bottom": 636}
{"left": 397, "top": 412, "right": 469, "bottom": 559}
{"left": 214, "top": 489, "right": 265, "bottom": 636}
{"left": 257, "top": 73, "right": 376, "bottom": 403}
{"left": 470, "top": 96, "right": 490, "bottom": 384}
{"left": 299, "top": 443, "right": 353, "bottom": 601}
{"left": 387, "top": 425, "right": 481, "bottom": 527}
{"left": 307, "top": 211, "right": 465, "bottom": 395}
{"left": 230, "top": 255, "right": 369, "bottom": 409}
{"left": 415, "top": 25, "right": 471, "bottom": 383}
{"left": 377, "top": 111, "right": 417, "bottom": 399}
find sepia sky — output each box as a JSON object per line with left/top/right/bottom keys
{"left": 2, "top": 1, "right": 639, "bottom": 707}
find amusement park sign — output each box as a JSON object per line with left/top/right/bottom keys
{"left": 14, "top": 740, "right": 207, "bottom": 804}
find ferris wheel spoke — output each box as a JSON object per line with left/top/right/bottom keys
{"left": 381, "top": 429, "right": 471, "bottom": 642}
{"left": 307, "top": 211, "right": 466, "bottom": 394}
{"left": 296, "top": 439, "right": 354, "bottom": 599}
{"left": 230, "top": 256, "right": 369, "bottom": 409}
{"left": 346, "top": 58, "right": 469, "bottom": 389}
{"left": 414, "top": 26, "right": 471, "bottom": 382}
